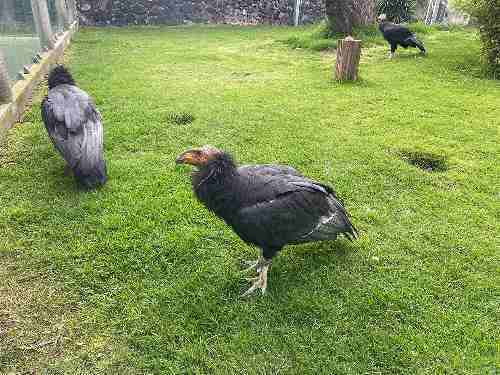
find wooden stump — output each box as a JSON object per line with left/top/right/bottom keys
{"left": 335, "top": 36, "right": 361, "bottom": 81}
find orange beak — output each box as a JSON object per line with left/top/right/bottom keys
{"left": 176, "top": 148, "right": 207, "bottom": 166}
{"left": 176, "top": 146, "right": 221, "bottom": 166}
{"left": 176, "top": 150, "right": 195, "bottom": 165}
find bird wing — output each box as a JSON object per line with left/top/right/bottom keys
{"left": 238, "top": 164, "right": 302, "bottom": 177}
{"left": 41, "top": 85, "right": 103, "bottom": 170}
{"left": 382, "top": 23, "right": 414, "bottom": 43}
{"left": 230, "top": 174, "right": 356, "bottom": 248}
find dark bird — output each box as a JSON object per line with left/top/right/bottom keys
{"left": 41, "top": 65, "right": 107, "bottom": 189}
{"left": 176, "top": 146, "right": 358, "bottom": 296}
{"left": 377, "top": 14, "right": 426, "bottom": 58}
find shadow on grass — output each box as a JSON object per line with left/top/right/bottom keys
{"left": 250, "top": 240, "right": 357, "bottom": 298}
{"left": 391, "top": 52, "right": 427, "bottom": 59}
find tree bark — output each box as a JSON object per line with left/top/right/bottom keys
{"left": 335, "top": 37, "right": 361, "bottom": 81}
{"left": 325, "top": 0, "right": 375, "bottom": 34}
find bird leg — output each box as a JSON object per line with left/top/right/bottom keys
{"left": 241, "top": 258, "right": 272, "bottom": 297}
{"left": 241, "top": 258, "right": 261, "bottom": 273}
{"left": 390, "top": 44, "right": 397, "bottom": 59}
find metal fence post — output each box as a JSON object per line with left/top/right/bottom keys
{"left": 66, "top": 0, "right": 78, "bottom": 27}
{"left": 0, "top": 52, "right": 13, "bottom": 105}
{"left": 31, "top": 0, "right": 55, "bottom": 49}
{"left": 55, "top": 0, "right": 70, "bottom": 29}
{"left": 294, "top": 0, "right": 303, "bottom": 26}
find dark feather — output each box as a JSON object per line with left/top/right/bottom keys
{"left": 379, "top": 21, "right": 426, "bottom": 53}
{"left": 192, "top": 152, "right": 357, "bottom": 259}
{"left": 41, "top": 66, "right": 107, "bottom": 189}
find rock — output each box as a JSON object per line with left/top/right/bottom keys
{"left": 79, "top": 0, "right": 325, "bottom": 26}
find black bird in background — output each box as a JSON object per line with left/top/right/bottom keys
{"left": 41, "top": 65, "right": 107, "bottom": 189}
{"left": 377, "top": 14, "right": 426, "bottom": 58}
{"left": 176, "top": 146, "right": 358, "bottom": 296}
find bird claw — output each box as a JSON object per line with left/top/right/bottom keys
{"left": 241, "top": 278, "right": 267, "bottom": 297}
{"left": 240, "top": 260, "right": 259, "bottom": 273}
{"left": 241, "top": 262, "right": 270, "bottom": 297}
{"left": 242, "top": 260, "right": 257, "bottom": 267}
{"left": 243, "top": 276, "right": 259, "bottom": 282}
{"left": 240, "top": 257, "right": 267, "bottom": 273}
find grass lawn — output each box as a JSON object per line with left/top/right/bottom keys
{"left": 0, "top": 24, "right": 499, "bottom": 373}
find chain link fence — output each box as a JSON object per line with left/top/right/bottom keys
{"left": 0, "top": 0, "right": 77, "bottom": 94}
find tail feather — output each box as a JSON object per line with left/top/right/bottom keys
{"left": 74, "top": 161, "right": 107, "bottom": 189}
{"left": 302, "top": 194, "right": 359, "bottom": 242}
{"left": 406, "top": 36, "right": 426, "bottom": 53}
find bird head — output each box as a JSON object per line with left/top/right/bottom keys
{"left": 48, "top": 65, "right": 76, "bottom": 89}
{"left": 377, "top": 13, "right": 387, "bottom": 23}
{"left": 175, "top": 145, "right": 224, "bottom": 167}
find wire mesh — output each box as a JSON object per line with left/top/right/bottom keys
{"left": 47, "top": 0, "right": 63, "bottom": 33}
{"left": 0, "top": 0, "right": 41, "bottom": 83}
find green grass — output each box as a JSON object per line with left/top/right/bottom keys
{"left": 280, "top": 21, "right": 438, "bottom": 51}
{"left": 1, "top": 24, "right": 499, "bottom": 373}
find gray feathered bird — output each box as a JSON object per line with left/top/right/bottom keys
{"left": 41, "top": 65, "right": 107, "bottom": 189}
{"left": 377, "top": 14, "right": 426, "bottom": 58}
{"left": 176, "top": 146, "right": 358, "bottom": 296}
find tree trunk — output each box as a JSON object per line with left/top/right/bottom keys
{"left": 325, "top": 0, "right": 375, "bottom": 34}
{"left": 335, "top": 37, "right": 361, "bottom": 81}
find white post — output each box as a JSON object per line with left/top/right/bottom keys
{"left": 294, "top": 0, "right": 302, "bottom": 26}
{"left": 31, "top": 0, "right": 55, "bottom": 49}
{"left": 0, "top": 51, "right": 13, "bottom": 105}
{"left": 66, "top": 0, "right": 78, "bottom": 27}
{"left": 428, "top": 0, "right": 441, "bottom": 24}
{"left": 425, "top": 0, "right": 433, "bottom": 24}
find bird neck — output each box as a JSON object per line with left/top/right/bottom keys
{"left": 196, "top": 154, "right": 237, "bottom": 184}
{"left": 48, "top": 70, "right": 76, "bottom": 89}
{"left": 193, "top": 153, "right": 239, "bottom": 216}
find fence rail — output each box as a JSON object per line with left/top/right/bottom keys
{"left": 0, "top": 0, "right": 77, "bottom": 84}
{"left": 0, "top": 0, "right": 78, "bottom": 131}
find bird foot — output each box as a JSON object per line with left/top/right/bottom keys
{"left": 241, "top": 259, "right": 259, "bottom": 273}
{"left": 241, "top": 259, "right": 271, "bottom": 297}
{"left": 243, "top": 276, "right": 259, "bottom": 282}
{"left": 389, "top": 52, "right": 395, "bottom": 59}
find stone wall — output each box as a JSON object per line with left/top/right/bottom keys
{"left": 78, "top": 0, "right": 325, "bottom": 26}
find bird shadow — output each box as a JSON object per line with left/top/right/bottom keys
{"left": 233, "top": 240, "right": 358, "bottom": 299}
{"left": 45, "top": 166, "right": 107, "bottom": 195}
{"left": 393, "top": 52, "right": 427, "bottom": 60}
